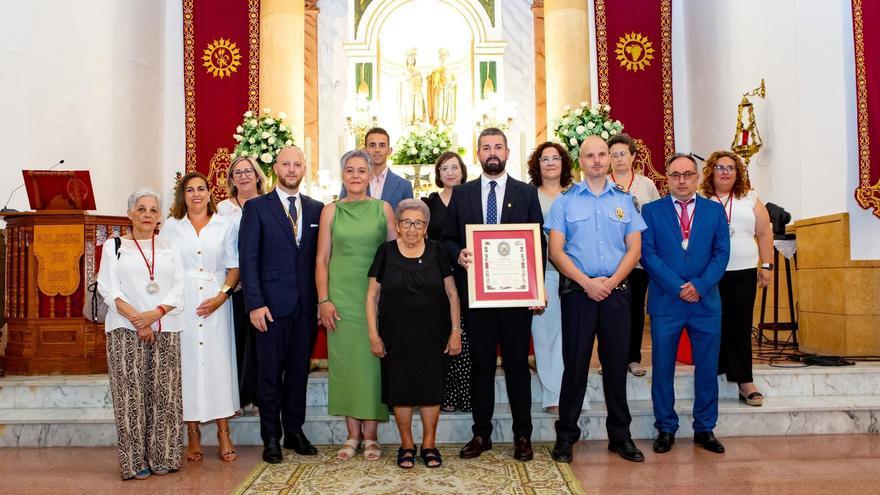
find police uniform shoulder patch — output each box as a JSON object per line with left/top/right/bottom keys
{"left": 561, "top": 183, "right": 576, "bottom": 194}
{"left": 614, "top": 183, "right": 631, "bottom": 194}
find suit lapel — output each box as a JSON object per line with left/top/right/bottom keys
{"left": 468, "top": 180, "right": 484, "bottom": 223}
{"left": 267, "top": 190, "right": 298, "bottom": 247}
{"left": 663, "top": 197, "right": 684, "bottom": 243}
{"left": 500, "top": 179, "right": 518, "bottom": 224}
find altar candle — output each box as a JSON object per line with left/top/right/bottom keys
{"left": 338, "top": 135, "right": 345, "bottom": 158}
{"left": 741, "top": 129, "right": 750, "bottom": 146}
{"left": 304, "top": 137, "right": 312, "bottom": 192}
{"left": 520, "top": 132, "right": 527, "bottom": 166}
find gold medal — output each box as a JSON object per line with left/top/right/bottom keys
{"left": 615, "top": 207, "right": 624, "bottom": 220}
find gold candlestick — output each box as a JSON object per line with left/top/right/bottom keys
{"left": 731, "top": 79, "right": 766, "bottom": 189}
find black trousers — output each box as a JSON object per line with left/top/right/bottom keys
{"left": 627, "top": 268, "right": 649, "bottom": 364}
{"left": 718, "top": 268, "right": 758, "bottom": 384}
{"left": 231, "top": 290, "right": 258, "bottom": 408}
{"left": 465, "top": 306, "right": 533, "bottom": 439}
{"left": 255, "top": 301, "right": 316, "bottom": 442}
{"left": 556, "top": 289, "right": 632, "bottom": 445}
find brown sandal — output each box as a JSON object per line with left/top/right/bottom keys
{"left": 186, "top": 426, "right": 203, "bottom": 462}
{"left": 217, "top": 428, "right": 237, "bottom": 462}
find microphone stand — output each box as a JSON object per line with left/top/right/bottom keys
{"left": 1, "top": 159, "right": 65, "bottom": 213}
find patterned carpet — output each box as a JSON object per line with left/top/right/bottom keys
{"left": 233, "top": 444, "right": 585, "bottom": 495}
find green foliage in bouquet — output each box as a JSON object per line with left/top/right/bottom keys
{"left": 232, "top": 108, "right": 295, "bottom": 179}
{"left": 552, "top": 102, "right": 624, "bottom": 168}
{"left": 390, "top": 124, "right": 465, "bottom": 165}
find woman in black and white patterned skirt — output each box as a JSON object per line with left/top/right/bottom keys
{"left": 97, "top": 188, "right": 185, "bottom": 480}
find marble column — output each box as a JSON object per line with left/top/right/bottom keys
{"left": 304, "top": 1, "right": 320, "bottom": 184}
{"left": 532, "top": 0, "right": 547, "bottom": 143}
{"left": 543, "top": 0, "right": 591, "bottom": 134}
{"left": 260, "top": 0, "right": 305, "bottom": 144}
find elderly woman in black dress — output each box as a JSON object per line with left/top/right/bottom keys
{"left": 366, "top": 198, "right": 462, "bottom": 469}
{"left": 422, "top": 151, "right": 471, "bottom": 413}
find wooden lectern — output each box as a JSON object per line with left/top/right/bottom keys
{"left": 1, "top": 171, "right": 129, "bottom": 374}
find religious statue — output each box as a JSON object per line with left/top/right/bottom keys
{"left": 400, "top": 48, "right": 427, "bottom": 126}
{"left": 427, "top": 48, "right": 457, "bottom": 126}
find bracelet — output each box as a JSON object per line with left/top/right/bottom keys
{"left": 451, "top": 326, "right": 462, "bottom": 333}
{"left": 318, "top": 298, "right": 331, "bottom": 305}
{"left": 156, "top": 305, "right": 167, "bottom": 316}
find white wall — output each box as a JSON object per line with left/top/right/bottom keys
{"left": 675, "top": 0, "right": 878, "bottom": 260}
{"left": 0, "top": 0, "right": 184, "bottom": 219}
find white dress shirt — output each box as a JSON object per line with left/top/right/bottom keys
{"left": 672, "top": 193, "right": 697, "bottom": 229}
{"left": 480, "top": 172, "right": 508, "bottom": 224}
{"left": 369, "top": 166, "right": 388, "bottom": 200}
{"left": 276, "top": 187, "right": 303, "bottom": 245}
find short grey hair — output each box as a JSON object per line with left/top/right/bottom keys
{"left": 340, "top": 149, "right": 373, "bottom": 171}
{"left": 395, "top": 198, "right": 430, "bottom": 223}
{"left": 126, "top": 187, "right": 161, "bottom": 211}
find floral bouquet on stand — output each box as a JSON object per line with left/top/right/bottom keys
{"left": 232, "top": 108, "right": 295, "bottom": 183}
{"left": 390, "top": 124, "right": 464, "bottom": 194}
{"left": 552, "top": 102, "right": 624, "bottom": 168}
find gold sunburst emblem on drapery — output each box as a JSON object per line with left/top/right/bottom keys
{"left": 615, "top": 32, "right": 655, "bottom": 72}
{"left": 202, "top": 38, "right": 242, "bottom": 78}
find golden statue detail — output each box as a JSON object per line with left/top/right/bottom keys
{"left": 427, "top": 49, "right": 457, "bottom": 126}
{"left": 400, "top": 48, "right": 427, "bottom": 126}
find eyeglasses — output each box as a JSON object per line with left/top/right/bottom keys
{"left": 610, "top": 151, "right": 629, "bottom": 160}
{"left": 232, "top": 168, "right": 256, "bottom": 178}
{"left": 539, "top": 155, "right": 562, "bottom": 164}
{"left": 668, "top": 171, "right": 698, "bottom": 181}
{"left": 439, "top": 165, "right": 460, "bottom": 173}
{"left": 399, "top": 219, "right": 427, "bottom": 230}
{"left": 713, "top": 164, "right": 736, "bottom": 174}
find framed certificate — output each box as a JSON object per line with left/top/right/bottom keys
{"left": 465, "top": 223, "right": 545, "bottom": 308}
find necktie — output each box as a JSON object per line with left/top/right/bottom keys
{"left": 487, "top": 180, "right": 497, "bottom": 224}
{"left": 287, "top": 196, "right": 299, "bottom": 245}
{"left": 676, "top": 199, "right": 694, "bottom": 239}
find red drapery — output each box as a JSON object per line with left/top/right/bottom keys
{"left": 182, "top": 0, "right": 260, "bottom": 200}
{"left": 594, "top": 0, "right": 674, "bottom": 193}
{"left": 853, "top": 0, "right": 880, "bottom": 219}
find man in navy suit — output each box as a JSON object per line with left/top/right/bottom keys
{"left": 239, "top": 146, "right": 323, "bottom": 463}
{"left": 640, "top": 153, "right": 730, "bottom": 454}
{"left": 442, "top": 127, "right": 545, "bottom": 462}
{"left": 339, "top": 127, "right": 413, "bottom": 209}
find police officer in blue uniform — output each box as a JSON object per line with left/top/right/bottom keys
{"left": 544, "top": 135, "right": 647, "bottom": 463}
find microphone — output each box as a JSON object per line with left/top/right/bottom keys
{"left": 1, "top": 159, "right": 64, "bottom": 212}
{"left": 690, "top": 153, "right": 706, "bottom": 162}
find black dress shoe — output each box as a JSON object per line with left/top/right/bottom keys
{"left": 551, "top": 440, "right": 573, "bottom": 463}
{"left": 513, "top": 435, "right": 533, "bottom": 462}
{"left": 653, "top": 431, "right": 675, "bottom": 453}
{"left": 459, "top": 435, "right": 492, "bottom": 459}
{"left": 694, "top": 431, "right": 725, "bottom": 453}
{"left": 262, "top": 438, "right": 283, "bottom": 464}
{"left": 608, "top": 439, "right": 645, "bottom": 462}
{"left": 284, "top": 432, "right": 318, "bottom": 456}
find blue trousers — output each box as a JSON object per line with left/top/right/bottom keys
{"left": 650, "top": 313, "right": 721, "bottom": 434}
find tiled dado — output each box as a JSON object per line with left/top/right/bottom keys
{"left": 794, "top": 213, "right": 880, "bottom": 355}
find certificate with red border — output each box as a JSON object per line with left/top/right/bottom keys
{"left": 466, "top": 223, "right": 545, "bottom": 308}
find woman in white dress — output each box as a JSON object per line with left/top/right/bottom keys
{"left": 527, "top": 142, "right": 577, "bottom": 413}
{"left": 97, "top": 188, "right": 185, "bottom": 480}
{"left": 700, "top": 151, "right": 773, "bottom": 406}
{"left": 160, "top": 172, "right": 240, "bottom": 463}
{"left": 216, "top": 157, "right": 268, "bottom": 413}
{"left": 607, "top": 133, "right": 661, "bottom": 376}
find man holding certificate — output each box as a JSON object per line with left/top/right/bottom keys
{"left": 545, "top": 135, "right": 647, "bottom": 464}
{"left": 441, "top": 128, "right": 545, "bottom": 462}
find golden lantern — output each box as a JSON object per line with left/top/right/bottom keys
{"left": 731, "top": 79, "right": 766, "bottom": 188}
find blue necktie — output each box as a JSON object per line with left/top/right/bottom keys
{"left": 287, "top": 196, "right": 299, "bottom": 244}
{"left": 487, "top": 180, "right": 497, "bottom": 224}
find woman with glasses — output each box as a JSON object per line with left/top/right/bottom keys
{"left": 699, "top": 151, "right": 773, "bottom": 407}
{"left": 526, "top": 142, "right": 576, "bottom": 413}
{"left": 217, "top": 157, "right": 268, "bottom": 415}
{"left": 607, "top": 133, "right": 660, "bottom": 377}
{"left": 422, "top": 151, "right": 471, "bottom": 413}
{"left": 366, "top": 198, "right": 461, "bottom": 469}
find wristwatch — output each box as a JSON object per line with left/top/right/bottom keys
{"left": 760, "top": 263, "right": 774, "bottom": 271}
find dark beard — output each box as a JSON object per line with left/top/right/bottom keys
{"left": 277, "top": 175, "right": 302, "bottom": 190}
{"left": 481, "top": 157, "right": 506, "bottom": 175}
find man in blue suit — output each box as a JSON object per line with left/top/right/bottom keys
{"left": 239, "top": 146, "right": 323, "bottom": 463}
{"left": 339, "top": 127, "right": 414, "bottom": 208}
{"left": 640, "top": 153, "right": 730, "bottom": 454}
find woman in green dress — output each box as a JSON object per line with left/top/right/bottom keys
{"left": 316, "top": 149, "right": 397, "bottom": 461}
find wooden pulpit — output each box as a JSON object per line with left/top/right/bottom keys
{"left": 1, "top": 171, "right": 129, "bottom": 374}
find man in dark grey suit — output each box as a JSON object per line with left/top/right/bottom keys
{"left": 339, "top": 127, "right": 413, "bottom": 209}
{"left": 442, "top": 128, "right": 546, "bottom": 462}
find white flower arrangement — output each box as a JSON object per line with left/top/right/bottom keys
{"left": 390, "top": 124, "right": 463, "bottom": 165}
{"left": 552, "top": 101, "right": 624, "bottom": 166}
{"left": 232, "top": 107, "right": 295, "bottom": 178}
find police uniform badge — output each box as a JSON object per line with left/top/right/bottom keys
{"left": 615, "top": 207, "right": 625, "bottom": 220}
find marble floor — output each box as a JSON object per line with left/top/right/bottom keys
{"left": 0, "top": 434, "right": 878, "bottom": 494}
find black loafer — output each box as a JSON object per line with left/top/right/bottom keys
{"left": 513, "top": 435, "right": 533, "bottom": 462}
{"left": 284, "top": 431, "right": 318, "bottom": 456}
{"left": 653, "top": 431, "right": 675, "bottom": 453}
{"left": 694, "top": 431, "right": 725, "bottom": 453}
{"left": 262, "top": 437, "right": 283, "bottom": 464}
{"left": 459, "top": 435, "right": 492, "bottom": 459}
{"left": 551, "top": 440, "right": 573, "bottom": 463}
{"left": 608, "top": 439, "right": 645, "bottom": 462}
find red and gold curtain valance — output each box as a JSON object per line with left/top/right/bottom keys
{"left": 183, "top": 0, "right": 259, "bottom": 200}
{"left": 594, "top": 0, "right": 674, "bottom": 193}
{"left": 853, "top": 0, "right": 880, "bottom": 219}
